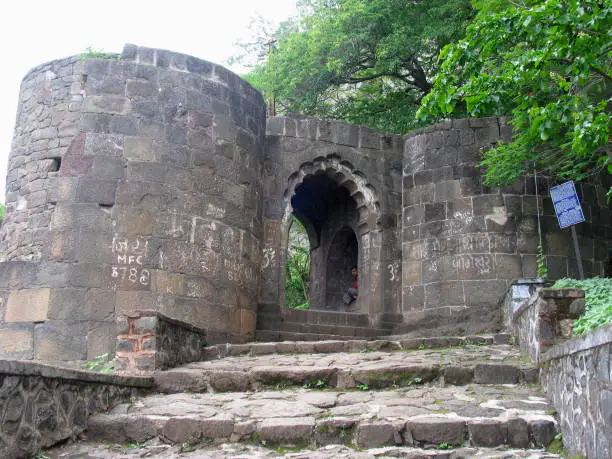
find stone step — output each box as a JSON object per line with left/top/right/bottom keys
{"left": 46, "top": 438, "right": 561, "bottom": 458}
{"left": 153, "top": 342, "right": 536, "bottom": 394}
{"left": 255, "top": 329, "right": 387, "bottom": 342}
{"left": 83, "top": 384, "right": 558, "bottom": 451}
{"left": 221, "top": 334, "right": 513, "bottom": 358}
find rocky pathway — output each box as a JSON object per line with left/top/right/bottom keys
{"left": 43, "top": 337, "right": 561, "bottom": 458}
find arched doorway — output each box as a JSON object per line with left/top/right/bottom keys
{"left": 277, "top": 155, "right": 382, "bottom": 316}
{"left": 288, "top": 172, "right": 360, "bottom": 310}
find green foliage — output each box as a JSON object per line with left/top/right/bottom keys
{"left": 536, "top": 243, "right": 548, "bottom": 278}
{"left": 551, "top": 277, "right": 612, "bottom": 334}
{"left": 418, "top": 0, "right": 611, "bottom": 188}
{"left": 356, "top": 383, "right": 370, "bottom": 391}
{"left": 34, "top": 450, "right": 50, "bottom": 459}
{"left": 0, "top": 203, "right": 4, "bottom": 221}
{"left": 80, "top": 353, "right": 115, "bottom": 373}
{"left": 437, "top": 442, "right": 454, "bottom": 450}
{"left": 124, "top": 442, "right": 146, "bottom": 449}
{"left": 285, "top": 217, "right": 311, "bottom": 309}
{"left": 304, "top": 378, "right": 328, "bottom": 389}
{"left": 80, "top": 46, "right": 119, "bottom": 60}
{"left": 244, "top": 0, "right": 475, "bottom": 133}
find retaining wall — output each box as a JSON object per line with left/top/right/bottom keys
{"left": 0, "top": 360, "right": 151, "bottom": 458}
{"left": 506, "top": 285, "right": 612, "bottom": 458}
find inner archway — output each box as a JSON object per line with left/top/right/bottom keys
{"left": 290, "top": 172, "right": 359, "bottom": 310}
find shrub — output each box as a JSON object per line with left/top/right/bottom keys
{"left": 551, "top": 278, "right": 612, "bottom": 335}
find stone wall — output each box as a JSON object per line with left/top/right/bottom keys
{"left": 115, "top": 311, "right": 207, "bottom": 372}
{"left": 505, "top": 285, "right": 611, "bottom": 458}
{"left": 0, "top": 359, "right": 151, "bottom": 458}
{"left": 0, "top": 44, "right": 266, "bottom": 359}
{"left": 539, "top": 324, "right": 612, "bottom": 458}
{"left": 400, "top": 117, "right": 610, "bottom": 337}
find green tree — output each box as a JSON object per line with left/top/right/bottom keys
{"left": 285, "top": 217, "right": 311, "bottom": 309}
{"left": 245, "top": 0, "right": 475, "bottom": 133}
{"left": 418, "top": 0, "right": 611, "bottom": 188}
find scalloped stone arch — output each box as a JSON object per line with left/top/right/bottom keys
{"left": 282, "top": 155, "right": 381, "bottom": 231}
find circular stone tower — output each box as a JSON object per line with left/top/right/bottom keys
{"left": 0, "top": 44, "right": 266, "bottom": 360}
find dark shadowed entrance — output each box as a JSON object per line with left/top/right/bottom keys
{"left": 290, "top": 172, "right": 360, "bottom": 310}
{"left": 325, "top": 227, "right": 358, "bottom": 309}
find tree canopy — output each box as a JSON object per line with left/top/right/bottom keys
{"left": 240, "top": 0, "right": 610, "bottom": 189}
{"left": 243, "top": 0, "right": 475, "bottom": 133}
{"left": 418, "top": 0, "right": 611, "bottom": 187}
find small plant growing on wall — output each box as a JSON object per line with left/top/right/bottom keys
{"left": 79, "top": 46, "right": 119, "bottom": 60}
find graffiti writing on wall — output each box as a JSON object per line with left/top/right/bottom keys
{"left": 111, "top": 236, "right": 150, "bottom": 286}
{"left": 224, "top": 258, "right": 255, "bottom": 287}
{"left": 388, "top": 262, "right": 399, "bottom": 282}
{"left": 261, "top": 247, "right": 276, "bottom": 270}
{"left": 453, "top": 255, "right": 492, "bottom": 274}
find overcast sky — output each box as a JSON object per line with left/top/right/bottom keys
{"left": 0, "top": 0, "right": 297, "bottom": 202}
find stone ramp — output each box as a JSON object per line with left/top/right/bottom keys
{"left": 153, "top": 340, "right": 536, "bottom": 394}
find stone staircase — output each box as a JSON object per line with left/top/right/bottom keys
{"left": 46, "top": 336, "right": 561, "bottom": 458}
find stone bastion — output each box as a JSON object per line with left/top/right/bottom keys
{"left": 0, "top": 44, "right": 609, "bottom": 360}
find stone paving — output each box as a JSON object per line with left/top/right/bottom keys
{"left": 153, "top": 342, "right": 538, "bottom": 393}
{"left": 46, "top": 440, "right": 560, "bottom": 458}
{"left": 43, "top": 339, "right": 560, "bottom": 457}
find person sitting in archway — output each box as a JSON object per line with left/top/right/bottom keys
{"left": 343, "top": 266, "right": 358, "bottom": 306}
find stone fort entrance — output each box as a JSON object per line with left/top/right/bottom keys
{"left": 0, "top": 45, "right": 609, "bottom": 359}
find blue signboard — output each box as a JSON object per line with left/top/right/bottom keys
{"left": 549, "top": 181, "right": 585, "bottom": 228}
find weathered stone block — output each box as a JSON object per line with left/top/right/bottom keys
{"left": 495, "top": 254, "right": 523, "bottom": 279}
{"left": 34, "top": 321, "right": 87, "bottom": 360}
{"left": 5, "top": 288, "right": 51, "bottom": 322}
{"left": 76, "top": 179, "right": 117, "bottom": 205}
{"left": 259, "top": 417, "right": 315, "bottom": 443}
{"left": 468, "top": 420, "right": 507, "bottom": 446}
{"left": 356, "top": 422, "right": 398, "bottom": 447}
{"left": 424, "top": 281, "right": 463, "bottom": 308}
{"left": 0, "top": 324, "right": 34, "bottom": 358}
{"left": 407, "top": 417, "right": 466, "bottom": 446}
{"left": 123, "top": 137, "right": 156, "bottom": 162}
{"left": 474, "top": 364, "right": 520, "bottom": 384}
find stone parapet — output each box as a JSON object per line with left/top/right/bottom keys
{"left": 509, "top": 287, "right": 584, "bottom": 362}
{"left": 0, "top": 359, "right": 151, "bottom": 458}
{"left": 504, "top": 282, "right": 611, "bottom": 458}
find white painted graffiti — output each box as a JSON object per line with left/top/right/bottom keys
{"left": 453, "top": 255, "right": 492, "bottom": 274}
{"left": 111, "top": 266, "right": 151, "bottom": 285}
{"left": 388, "top": 262, "right": 399, "bottom": 282}
{"left": 111, "top": 236, "right": 150, "bottom": 285}
{"left": 261, "top": 248, "right": 276, "bottom": 270}
{"left": 224, "top": 258, "right": 255, "bottom": 287}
